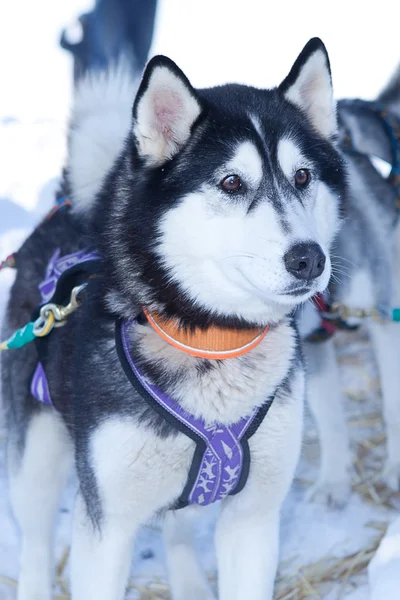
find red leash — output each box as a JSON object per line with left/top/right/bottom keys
{"left": 313, "top": 293, "right": 339, "bottom": 336}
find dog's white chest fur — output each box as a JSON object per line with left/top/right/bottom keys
{"left": 135, "top": 319, "right": 297, "bottom": 424}
{"left": 89, "top": 364, "right": 305, "bottom": 518}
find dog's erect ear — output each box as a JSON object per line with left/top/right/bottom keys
{"left": 132, "top": 56, "right": 203, "bottom": 164}
{"left": 279, "top": 38, "right": 336, "bottom": 139}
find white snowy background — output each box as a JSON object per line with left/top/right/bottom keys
{"left": 1, "top": 0, "right": 400, "bottom": 598}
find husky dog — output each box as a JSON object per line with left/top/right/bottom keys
{"left": 301, "top": 67, "right": 400, "bottom": 508}
{"left": 2, "top": 38, "right": 346, "bottom": 600}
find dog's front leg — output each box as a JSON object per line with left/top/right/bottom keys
{"left": 216, "top": 498, "right": 279, "bottom": 600}
{"left": 215, "top": 373, "right": 304, "bottom": 600}
{"left": 70, "top": 493, "right": 138, "bottom": 600}
{"left": 69, "top": 418, "right": 191, "bottom": 599}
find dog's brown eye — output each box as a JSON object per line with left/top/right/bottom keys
{"left": 221, "top": 174, "right": 242, "bottom": 193}
{"left": 295, "top": 169, "right": 310, "bottom": 188}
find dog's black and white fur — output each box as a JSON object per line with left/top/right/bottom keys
{"left": 2, "top": 39, "right": 346, "bottom": 600}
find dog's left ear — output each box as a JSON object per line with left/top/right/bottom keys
{"left": 279, "top": 38, "right": 336, "bottom": 139}
{"left": 132, "top": 56, "right": 203, "bottom": 164}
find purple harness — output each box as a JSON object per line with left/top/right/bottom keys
{"left": 31, "top": 248, "right": 100, "bottom": 405}
{"left": 31, "top": 250, "right": 273, "bottom": 508}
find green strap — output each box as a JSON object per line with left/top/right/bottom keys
{"left": 0, "top": 321, "right": 37, "bottom": 350}
{"left": 392, "top": 308, "right": 400, "bottom": 322}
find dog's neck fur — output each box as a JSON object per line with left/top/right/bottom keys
{"left": 128, "top": 315, "right": 296, "bottom": 425}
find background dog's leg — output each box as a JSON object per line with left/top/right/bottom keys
{"left": 216, "top": 500, "right": 279, "bottom": 600}
{"left": 368, "top": 319, "right": 400, "bottom": 490}
{"left": 164, "top": 507, "right": 215, "bottom": 600}
{"left": 304, "top": 339, "right": 351, "bottom": 508}
{"left": 8, "top": 409, "right": 72, "bottom": 600}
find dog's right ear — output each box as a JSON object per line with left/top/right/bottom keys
{"left": 132, "top": 56, "right": 203, "bottom": 165}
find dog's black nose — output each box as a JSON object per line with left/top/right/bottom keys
{"left": 284, "top": 243, "right": 326, "bottom": 281}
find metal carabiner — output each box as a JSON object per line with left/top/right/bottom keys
{"left": 36, "top": 283, "right": 88, "bottom": 331}
{"left": 33, "top": 310, "right": 56, "bottom": 337}
{"left": 53, "top": 283, "right": 88, "bottom": 326}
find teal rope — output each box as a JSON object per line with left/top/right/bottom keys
{"left": 0, "top": 322, "right": 36, "bottom": 351}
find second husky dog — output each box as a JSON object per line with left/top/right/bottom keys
{"left": 301, "top": 67, "right": 400, "bottom": 508}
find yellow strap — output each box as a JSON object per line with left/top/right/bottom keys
{"left": 34, "top": 311, "right": 56, "bottom": 337}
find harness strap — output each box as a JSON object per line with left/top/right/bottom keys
{"left": 306, "top": 291, "right": 400, "bottom": 343}
{"left": 366, "top": 103, "right": 400, "bottom": 207}
{"left": 305, "top": 293, "right": 360, "bottom": 344}
{"left": 29, "top": 251, "right": 102, "bottom": 404}
{"left": 116, "top": 318, "right": 274, "bottom": 508}
{"left": 37, "top": 198, "right": 72, "bottom": 227}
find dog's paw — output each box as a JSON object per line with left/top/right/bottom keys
{"left": 383, "top": 461, "right": 400, "bottom": 492}
{"left": 305, "top": 479, "right": 351, "bottom": 509}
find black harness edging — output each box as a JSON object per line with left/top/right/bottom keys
{"left": 115, "top": 319, "right": 275, "bottom": 509}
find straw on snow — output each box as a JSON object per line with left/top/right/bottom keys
{"left": 0, "top": 524, "right": 388, "bottom": 600}
{"left": 1, "top": 331, "right": 397, "bottom": 598}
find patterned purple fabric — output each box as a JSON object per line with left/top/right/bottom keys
{"left": 121, "top": 320, "right": 258, "bottom": 506}
{"left": 31, "top": 362, "right": 52, "bottom": 406}
{"left": 31, "top": 248, "right": 99, "bottom": 405}
{"left": 38, "top": 248, "right": 100, "bottom": 304}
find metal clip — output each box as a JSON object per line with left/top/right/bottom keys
{"left": 330, "top": 302, "right": 371, "bottom": 320}
{"left": 35, "top": 284, "right": 87, "bottom": 333}
{"left": 329, "top": 302, "right": 348, "bottom": 319}
{"left": 33, "top": 310, "right": 56, "bottom": 337}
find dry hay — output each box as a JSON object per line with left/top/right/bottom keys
{"left": 348, "top": 414, "right": 400, "bottom": 511}
{"left": 274, "top": 522, "right": 387, "bottom": 599}
{"left": 0, "top": 331, "right": 396, "bottom": 598}
{"left": 1, "top": 420, "right": 397, "bottom": 599}
{"left": 0, "top": 522, "right": 388, "bottom": 600}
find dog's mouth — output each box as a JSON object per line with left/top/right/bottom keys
{"left": 272, "top": 282, "right": 322, "bottom": 306}
{"left": 284, "top": 284, "right": 316, "bottom": 297}
{"left": 233, "top": 266, "right": 322, "bottom": 306}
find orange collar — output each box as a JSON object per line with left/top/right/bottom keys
{"left": 142, "top": 307, "right": 268, "bottom": 360}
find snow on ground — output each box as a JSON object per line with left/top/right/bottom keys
{"left": 1, "top": 0, "right": 400, "bottom": 598}
{"left": 369, "top": 516, "right": 400, "bottom": 599}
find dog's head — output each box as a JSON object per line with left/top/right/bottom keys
{"left": 99, "top": 38, "right": 347, "bottom": 326}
